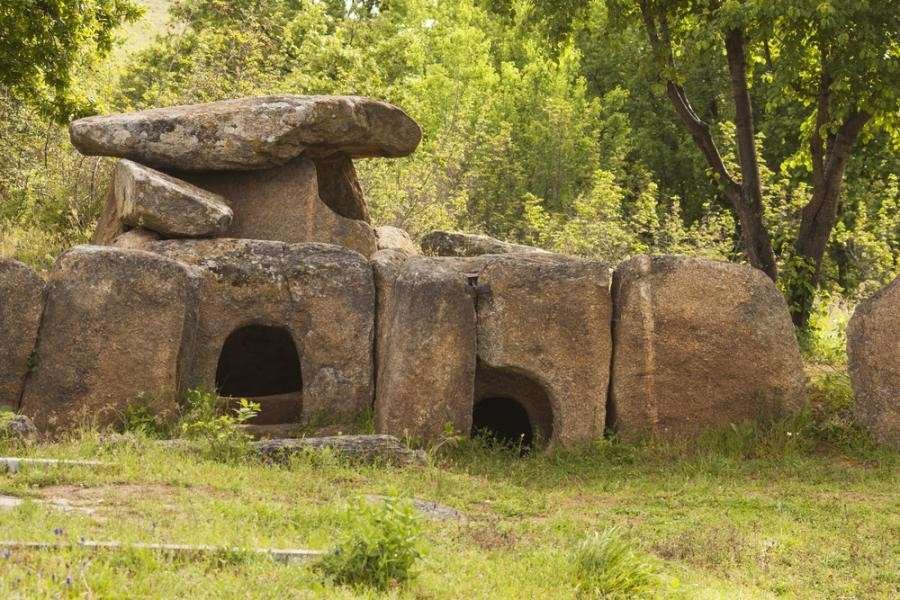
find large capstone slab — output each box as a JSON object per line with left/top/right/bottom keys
{"left": 847, "top": 276, "right": 899, "bottom": 447}
{"left": 609, "top": 255, "right": 804, "bottom": 439}
{"left": 145, "top": 239, "right": 375, "bottom": 425}
{"left": 115, "top": 159, "right": 232, "bottom": 237}
{"left": 0, "top": 258, "right": 44, "bottom": 411}
{"left": 69, "top": 95, "right": 422, "bottom": 170}
{"left": 20, "top": 247, "right": 199, "bottom": 431}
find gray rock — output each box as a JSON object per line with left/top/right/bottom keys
{"left": 609, "top": 255, "right": 805, "bottom": 440}
{"left": 70, "top": 95, "right": 422, "bottom": 170}
{"left": 421, "top": 230, "right": 546, "bottom": 257}
{"left": 20, "top": 246, "right": 199, "bottom": 432}
{"left": 375, "top": 226, "right": 418, "bottom": 255}
{"left": 847, "top": 277, "right": 899, "bottom": 447}
{"left": 146, "top": 239, "right": 375, "bottom": 425}
{"left": 0, "top": 258, "right": 44, "bottom": 411}
{"left": 2, "top": 414, "right": 39, "bottom": 443}
{"left": 115, "top": 160, "right": 232, "bottom": 237}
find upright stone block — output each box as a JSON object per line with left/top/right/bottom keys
{"left": 610, "top": 255, "right": 804, "bottom": 439}
{"left": 847, "top": 277, "right": 899, "bottom": 447}
{"left": 0, "top": 258, "right": 44, "bottom": 411}
{"left": 20, "top": 247, "right": 198, "bottom": 431}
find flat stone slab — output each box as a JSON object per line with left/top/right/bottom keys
{"left": 115, "top": 160, "right": 232, "bottom": 237}
{"left": 0, "top": 258, "right": 43, "bottom": 411}
{"left": 70, "top": 95, "right": 422, "bottom": 170}
{"left": 421, "top": 230, "right": 547, "bottom": 257}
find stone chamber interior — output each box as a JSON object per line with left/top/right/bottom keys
{"left": 215, "top": 324, "right": 303, "bottom": 424}
{"left": 471, "top": 363, "right": 553, "bottom": 449}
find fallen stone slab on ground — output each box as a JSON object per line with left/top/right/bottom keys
{"left": 253, "top": 435, "right": 426, "bottom": 465}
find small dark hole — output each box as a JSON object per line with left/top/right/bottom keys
{"left": 215, "top": 325, "right": 302, "bottom": 398}
{"left": 471, "top": 397, "right": 534, "bottom": 449}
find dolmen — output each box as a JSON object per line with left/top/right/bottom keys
{"left": 6, "top": 93, "right": 881, "bottom": 449}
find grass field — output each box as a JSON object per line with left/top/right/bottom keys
{"left": 0, "top": 409, "right": 897, "bottom": 598}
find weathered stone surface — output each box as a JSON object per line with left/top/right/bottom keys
{"left": 91, "top": 185, "right": 125, "bottom": 245}
{"left": 174, "top": 157, "right": 377, "bottom": 257}
{"left": 421, "top": 230, "right": 546, "bottom": 257}
{"left": 70, "top": 95, "right": 422, "bottom": 170}
{"left": 375, "top": 252, "right": 610, "bottom": 448}
{"left": 375, "top": 226, "right": 418, "bottom": 255}
{"left": 112, "top": 228, "right": 161, "bottom": 250}
{"left": 371, "top": 249, "right": 413, "bottom": 408}
{"left": 375, "top": 257, "right": 478, "bottom": 442}
{"left": 254, "top": 435, "right": 425, "bottom": 466}
{"left": 610, "top": 255, "right": 804, "bottom": 439}
{"left": 313, "top": 153, "right": 369, "bottom": 222}
{"left": 146, "top": 239, "right": 375, "bottom": 424}
{"left": 847, "top": 277, "right": 900, "bottom": 447}
{"left": 476, "top": 254, "right": 611, "bottom": 447}
{"left": 20, "top": 246, "right": 199, "bottom": 431}
{"left": 115, "top": 160, "right": 232, "bottom": 237}
{"left": 0, "top": 258, "right": 43, "bottom": 411}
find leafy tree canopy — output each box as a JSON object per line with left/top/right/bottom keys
{"left": 0, "top": 0, "right": 142, "bottom": 122}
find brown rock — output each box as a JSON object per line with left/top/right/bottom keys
{"left": 112, "top": 228, "right": 161, "bottom": 250}
{"left": 375, "top": 257, "right": 477, "bottom": 442}
{"left": 175, "top": 157, "right": 376, "bottom": 257}
{"left": 0, "top": 258, "right": 44, "bottom": 411}
{"left": 610, "top": 255, "right": 804, "bottom": 439}
{"left": 375, "top": 252, "right": 611, "bottom": 448}
{"left": 20, "top": 247, "right": 199, "bottom": 431}
{"left": 847, "top": 277, "right": 899, "bottom": 447}
{"left": 375, "top": 226, "right": 418, "bottom": 255}
{"left": 91, "top": 186, "right": 125, "bottom": 245}
{"left": 313, "top": 153, "right": 369, "bottom": 222}
{"left": 115, "top": 160, "right": 232, "bottom": 237}
{"left": 146, "top": 239, "right": 374, "bottom": 425}
{"left": 476, "top": 254, "right": 611, "bottom": 447}
{"left": 421, "top": 230, "right": 546, "bottom": 257}
{"left": 70, "top": 95, "right": 422, "bottom": 170}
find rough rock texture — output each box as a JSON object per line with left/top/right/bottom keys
{"left": 610, "top": 255, "right": 804, "bottom": 440}
{"left": 375, "top": 226, "right": 417, "bottom": 255}
{"left": 313, "top": 153, "right": 369, "bottom": 221}
{"left": 476, "top": 254, "right": 612, "bottom": 447}
{"left": 375, "top": 252, "right": 611, "bottom": 448}
{"left": 112, "top": 228, "right": 161, "bottom": 250}
{"left": 146, "top": 239, "right": 375, "bottom": 424}
{"left": 91, "top": 186, "right": 125, "bottom": 245}
{"left": 70, "top": 95, "right": 422, "bottom": 170}
{"left": 174, "top": 157, "right": 377, "bottom": 257}
{"left": 254, "top": 435, "right": 425, "bottom": 466}
{"left": 0, "top": 258, "right": 44, "bottom": 411}
{"left": 20, "top": 247, "right": 199, "bottom": 431}
{"left": 371, "top": 249, "right": 413, "bottom": 406}
{"left": 375, "top": 257, "right": 478, "bottom": 442}
{"left": 847, "top": 277, "right": 899, "bottom": 447}
{"left": 421, "top": 230, "right": 546, "bottom": 257}
{"left": 115, "top": 159, "right": 232, "bottom": 237}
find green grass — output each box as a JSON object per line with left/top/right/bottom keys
{"left": 0, "top": 418, "right": 896, "bottom": 598}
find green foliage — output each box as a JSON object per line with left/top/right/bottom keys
{"left": 319, "top": 495, "right": 424, "bottom": 590}
{"left": 178, "top": 387, "right": 260, "bottom": 462}
{"left": 122, "top": 401, "right": 168, "bottom": 439}
{"left": 573, "top": 527, "right": 666, "bottom": 599}
{"left": 0, "top": 0, "right": 143, "bottom": 122}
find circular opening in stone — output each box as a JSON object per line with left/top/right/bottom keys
{"left": 471, "top": 397, "right": 534, "bottom": 448}
{"left": 471, "top": 363, "right": 554, "bottom": 451}
{"left": 215, "top": 325, "right": 302, "bottom": 423}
